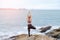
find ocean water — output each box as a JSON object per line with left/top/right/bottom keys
{"left": 0, "top": 9, "right": 60, "bottom": 40}
{"left": 32, "top": 10, "right": 60, "bottom": 26}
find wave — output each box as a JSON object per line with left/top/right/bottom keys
{"left": 0, "top": 26, "right": 60, "bottom": 40}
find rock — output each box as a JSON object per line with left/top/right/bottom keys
{"left": 14, "top": 34, "right": 55, "bottom": 40}
{"left": 27, "top": 36, "right": 35, "bottom": 40}
{"left": 46, "top": 28, "right": 60, "bottom": 39}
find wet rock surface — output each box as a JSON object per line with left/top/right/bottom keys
{"left": 46, "top": 28, "right": 60, "bottom": 40}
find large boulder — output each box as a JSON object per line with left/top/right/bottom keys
{"left": 46, "top": 28, "right": 60, "bottom": 39}
{"left": 14, "top": 34, "right": 55, "bottom": 40}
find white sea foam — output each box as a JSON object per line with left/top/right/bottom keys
{"left": 0, "top": 26, "right": 60, "bottom": 40}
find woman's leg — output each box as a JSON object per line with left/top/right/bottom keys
{"left": 28, "top": 28, "right": 30, "bottom": 37}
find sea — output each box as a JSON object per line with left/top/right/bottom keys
{"left": 0, "top": 9, "right": 60, "bottom": 40}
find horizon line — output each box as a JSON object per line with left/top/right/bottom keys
{"left": 0, "top": 8, "right": 60, "bottom": 10}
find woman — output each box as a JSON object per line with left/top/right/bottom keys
{"left": 27, "top": 11, "right": 36, "bottom": 37}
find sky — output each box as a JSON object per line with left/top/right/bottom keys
{"left": 0, "top": 0, "right": 60, "bottom": 9}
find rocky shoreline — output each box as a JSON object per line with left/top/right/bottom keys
{"left": 4, "top": 34, "right": 56, "bottom": 40}
{"left": 1, "top": 27, "right": 60, "bottom": 40}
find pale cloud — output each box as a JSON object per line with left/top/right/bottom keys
{"left": 1, "top": 0, "right": 25, "bottom": 8}
{"left": 25, "top": 0, "right": 60, "bottom": 9}
{"left": 0, "top": 0, "right": 60, "bottom": 9}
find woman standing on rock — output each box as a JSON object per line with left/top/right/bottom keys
{"left": 27, "top": 11, "right": 36, "bottom": 37}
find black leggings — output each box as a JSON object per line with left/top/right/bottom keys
{"left": 28, "top": 24, "right": 36, "bottom": 37}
